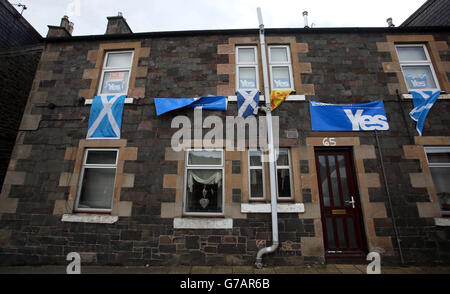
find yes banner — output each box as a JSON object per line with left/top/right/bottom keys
{"left": 310, "top": 100, "right": 389, "bottom": 131}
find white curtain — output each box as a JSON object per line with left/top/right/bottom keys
{"left": 188, "top": 170, "right": 222, "bottom": 192}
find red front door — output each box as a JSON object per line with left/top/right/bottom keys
{"left": 315, "top": 148, "right": 368, "bottom": 260}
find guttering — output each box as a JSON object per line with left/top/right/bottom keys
{"left": 43, "top": 26, "right": 450, "bottom": 43}
{"left": 255, "top": 7, "right": 279, "bottom": 269}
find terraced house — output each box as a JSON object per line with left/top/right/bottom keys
{"left": 0, "top": 0, "right": 449, "bottom": 267}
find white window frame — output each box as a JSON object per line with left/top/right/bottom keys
{"left": 236, "top": 46, "right": 260, "bottom": 92}
{"left": 268, "top": 45, "right": 295, "bottom": 92}
{"left": 97, "top": 50, "right": 134, "bottom": 96}
{"left": 183, "top": 149, "right": 225, "bottom": 216}
{"left": 248, "top": 149, "right": 266, "bottom": 201}
{"left": 425, "top": 146, "right": 450, "bottom": 216}
{"left": 395, "top": 44, "right": 440, "bottom": 92}
{"left": 75, "top": 148, "right": 119, "bottom": 213}
{"left": 275, "top": 148, "right": 294, "bottom": 200}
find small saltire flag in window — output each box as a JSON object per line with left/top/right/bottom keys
{"left": 86, "top": 94, "right": 126, "bottom": 139}
{"left": 237, "top": 90, "right": 259, "bottom": 118}
{"left": 270, "top": 90, "right": 292, "bottom": 111}
{"left": 409, "top": 90, "right": 440, "bottom": 136}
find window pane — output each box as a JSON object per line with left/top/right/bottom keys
{"left": 188, "top": 150, "right": 222, "bottom": 165}
{"left": 326, "top": 218, "right": 336, "bottom": 249}
{"left": 277, "top": 169, "right": 291, "bottom": 198}
{"left": 106, "top": 52, "right": 133, "bottom": 68}
{"left": 249, "top": 150, "right": 262, "bottom": 166}
{"left": 427, "top": 152, "right": 450, "bottom": 164}
{"left": 328, "top": 155, "right": 341, "bottom": 206}
{"left": 271, "top": 47, "right": 288, "bottom": 62}
{"left": 347, "top": 218, "right": 358, "bottom": 248}
{"left": 430, "top": 167, "right": 450, "bottom": 211}
{"left": 402, "top": 65, "right": 437, "bottom": 89}
{"left": 101, "top": 71, "right": 130, "bottom": 94}
{"left": 86, "top": 150, "right": 117, "bottom": 165}
{"left": 238, "top": 67, "right": 257, "bottom": 89}
{"left": 186, "top": 169, "right": 222, "bottom": 213}
{"left": 272, "top": 67, "right": 291, "bottom": 89}
{"left": 238, "top": 48, "right": 256, "bottom": 63}
{"left": 319, "top": 155, "right": 330, "bottom": 207}
{"left": 78, "top": 168, "right": 115, "bottom": 209}
{"left": 277, "top": 149, "right": 289, "bottom": 166}
{"left": 337, "top": 155, "right": 350, "bottom": 203}
{"left": 397, "top": 46, "right": 427, "bottom": 62}
{"left": 336, "top": 218, "right": 347, "bottom": 248}
{"left": 250, "top": 169, "right": 264, "bottom": 198}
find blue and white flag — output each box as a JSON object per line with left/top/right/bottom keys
{"left": 86, "top": 94, "right": 126, "bottom": 139}
{"left": 237, "top": 90, "right": 259, "bottom": 118}
{"left": 409, "top": 90, "right": 440, "bottom": 136}
{"left": 154, "top": 96, "right": 227, "bottom": 116}
{"left": 310, "top": 100, "right": 389, "bottom": 131}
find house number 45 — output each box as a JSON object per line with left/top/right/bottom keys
{"left": 322, "top": 137, "right": 336, "bottom": 146}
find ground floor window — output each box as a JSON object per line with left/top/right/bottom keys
{"left": 75, "top": 149, "right": 119, "bottom": 212}
{"left": 249, "top": 150, "right": 265, "bottom": 200}
{"left": 276, "top": 148, "right": 293, "bottom": 200}
{"left": 184, "top": 150, "right": 224, "bottom": 215}
{"left": 425, "top": 147, "right": 450, "bottom": 216}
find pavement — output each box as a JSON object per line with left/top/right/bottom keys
{"left": 0, "top": 264, "right": 450, "bottom": 274}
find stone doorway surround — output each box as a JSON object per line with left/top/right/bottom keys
{"left": 299, "top": 136, "right": 394, "bottom": 260}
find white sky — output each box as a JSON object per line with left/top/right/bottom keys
{"left": 12, "top": 0, "right": 427, "bottom": 37}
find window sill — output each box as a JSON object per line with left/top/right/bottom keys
{"left": 402, "top": 93, "right": 450, "bottom": 100}
{"left": 434, "top": 217, "right": 450, "bottom": 227}
{"left": 61, "top": 213, "right": 118, "bottom": 224}
{"left": 173, "top": 217, "right": 233, "bottom": 229}
{"left": 227, "top": 95, "right": 305, "bottom": 102}
{"left": 241, "top": 203, "right": 304, "bottom": 213}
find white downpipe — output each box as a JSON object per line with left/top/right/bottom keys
{"left": 255, "top": 7, "right": 279, "bottom": 269}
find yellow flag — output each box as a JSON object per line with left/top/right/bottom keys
{"left": 270, "top": 90, "right": 292, "bottom": 111}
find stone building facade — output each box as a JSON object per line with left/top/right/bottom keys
{"left": 0, "top": 0, "right": 42, "bottom": 190}
{"left": 0, "top": 13, "right": 449, "bottom": 266}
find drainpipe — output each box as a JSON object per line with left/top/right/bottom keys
{"left": 255, "top": 7, "right": 279, "bottom": 269}
{"left": 374, "top": 130, "right": 405, "bottom": 265}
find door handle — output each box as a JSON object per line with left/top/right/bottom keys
{"left": 345, "top": 196, "right": 355, "bottom": 209}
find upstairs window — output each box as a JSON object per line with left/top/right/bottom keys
{"left": 236, "top": 46, "right": 259, "bottom": 91}
{"left": 76, "top": 149, "right": 119, "bottom": 212}
{"left": 99, "top": 51, "right": 134, "bottom": 95}
{"left": 395, "top": 45, "right": 440, "bottom": 91}
{"left": 184, "top": 150, "right": 224, "bottom": 215}
{"left": 269, "top": 46, "right": 294, "bottom": 91}
{"left": 425, "top": 147, "right": 450, "bottom": 216}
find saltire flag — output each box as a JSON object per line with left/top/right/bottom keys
{"left": 237, "top": 90, "right": 259, "bottom": 118}
{"left": 154, "top": 96, "right": 227, "bottom": 116}
{"left": 409, "top": 90, "right": 440, "bottom": 136}
{"left": 86, "top": 94, "right": 126, "bottom": 139}
{"left": 270, "top": 90, "right": 292, "bottom": 111}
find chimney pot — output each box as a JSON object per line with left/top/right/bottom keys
{"left": 386, "top": 17, "right": 395, "bottom": 27}
{"left": 303, "top": 11, "right": 309, "bottom": 28}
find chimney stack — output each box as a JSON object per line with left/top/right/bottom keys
{"left": 303, "top": 11, "right": 309, "bottom": 28}
{"left": 386, "top": 17, "right": 395, "bottom": 27}
{"left": 106, "top": 12, "right": 133, "bottom": 35}
{"left": 47, "top": 15, "right": 74, "bottom": 38}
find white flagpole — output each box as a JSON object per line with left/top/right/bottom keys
{"left": 255, "top": 7, "right": 279, "bottom": 269}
